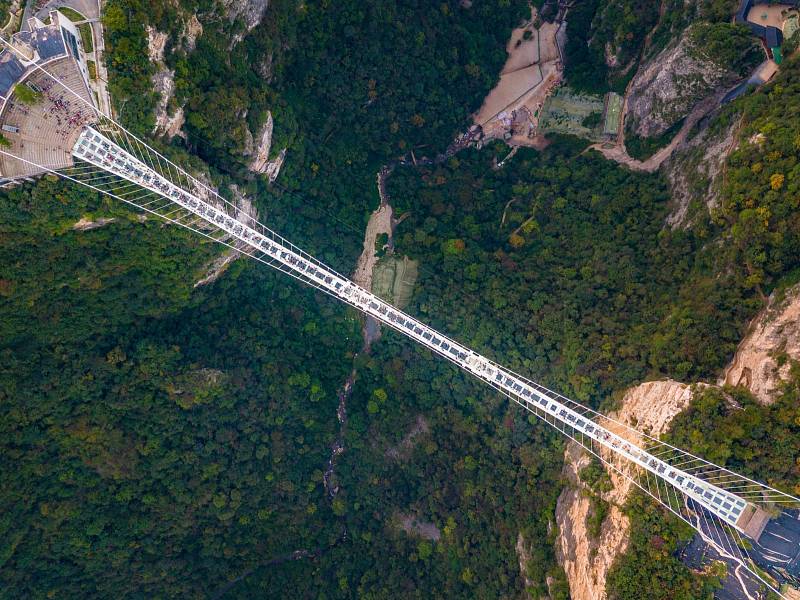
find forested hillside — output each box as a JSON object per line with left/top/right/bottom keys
{"left": 0, "top": 177, "right": 364, "bottom": 596}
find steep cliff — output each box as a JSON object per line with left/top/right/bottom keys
{"left": 555, "top": 381, "right": 694, "bottom": 600}
{"left": 662, "top": 115, "right": 739, "bottom": 227}
{"left": 147, "top": 19, "right": 201, "bottom": 139}
{"left": 247, "top": 112, "right": 286, "bottom": 181}
{"left": 721, "top": 284, "right": 800, "bottom": 404}
{"left": 555, "top": 281, "right": 800, "bottom": 598}
{"left": 221, "top": 0, "right": 269, "bottom": 32}
{"left": 625, "top": 23, "right": 754, "bottom": 139}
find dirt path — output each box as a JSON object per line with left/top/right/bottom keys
{"left": 588, "top": 90, "right": 725, "bottom": 172}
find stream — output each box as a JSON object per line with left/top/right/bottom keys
{"left": 320, "top": 127, "right": 483, "bottom": 500}
{"left": 321, "top": 166, "right": 398, "bottom": 499}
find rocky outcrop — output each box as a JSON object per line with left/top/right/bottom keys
{"left": 394, "top": 513, "right": 441, "bottom": 541}
{"left": 147, "top": 27, "right": 168, "bottom": 63}
{"left": 385, "top": 415, "right": 429, "bottom": 460}
{"left": 663, "top": 116, "right": 738, "bottom": 227}
{"left": 247, "top": 112, "right": 286, "bottom": 181}
{"left": 184, "top": 15, "right": 203, "bottom": 52}
{"left": 262, "top": 149, "right": 285, "bottom": 182}
{"left": 721, "top": 284, "right": 800, "bottom": 404}
{"left": 193, "top": 250, "right": 240, "bottom": 288}
{"left": 555, "top": 281, "right": 800, "bottom": 598}
{"left": 193, "top": 185, "right": 260, "bottom": 287}
{"left": 626, "top": 25, "right": 742, "bottom": 139}
{"left": 152, "top": 68, "right": 185, "bottom": 139}
{"left": 72, "top": 216, "right": 115, "bottom": 231}
{"left": 221, "top": 0, "right": 269, "bottom": 31}
{"left": 147, "top": 26, "right": 181, "bottom": 139}
{"left": 147, "top": 16, "right": 203, "bottom": 139}
{"left": 555, "top": 381, "right": 693, "bottom": 600}
{"left": 516, "top": 532, "right": 535, "bottom": 592}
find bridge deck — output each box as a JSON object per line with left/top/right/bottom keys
{"left": 72, "top": 124, "right": 756, "bottom": 536}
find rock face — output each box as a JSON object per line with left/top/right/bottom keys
{"left": 555, "top": 381, "right": 693, "bottom": 600}
{"left": 147, "top": 16, "right": 203, "bottom": 139}
{"left": 147, "top": 27, "right": 168, "bottom": 63}
{"left": 663, "top": 117, "right": 738, "bottom": 228}
{"left": 516, "top": 532, "right": 535, "bottom": 591}
{"left": 184, "top": 15, "right": 203, "bottom": 51}
{"left": 626, "top": 26, "right": 741, "bottom": 139}
{"left": 221, "top": 0, "right": 269, "bottom": 31}
{"left": 148, "top": 26, "right": 182, "bottom": 139}
{"left": 72, "top": 216, "right": 115, "bottom": 231}
{"left": 151, "top": 68, "right": 185, "bottom": 139}
{"left": 721, "top": 284, "right": 800, "bottom": 404}
{"left": 385, "top": 415, "right": 429, "bottom": 460}
{"left": 247, "top": 112, "right": 286, "bottom": 181}
{"left": 395, "top": 513, "right": 441, "bottom": 541}
{"left": 555, "top": 281, "right": 800, "bottom": 598}
{"left": 193, "top": 185, "right": 261, "bottom": 287}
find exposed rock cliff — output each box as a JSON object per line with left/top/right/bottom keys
{"left": 721, "top": 284, "right": 800, "bottom": 404}
{"left": 555, "top": 381, "right": 693, "bottom": 600}
{"left": 662, "top": 116, "right": 739, "bottom": 227}
{"left": 193, "top": 185, "right": 260, "bottom": 287}
{"left": 625, "top": 25, "right": 742, "bottom": 139}
{"left": 72, "top": 216, "right": 116, "bottom": 231}
{"left": 147, "top": 16, "right": 202, "bottom": 139}
{"left": 152, "top": 68, "right": 185, "bottom": 139}
{"left": 221, "top": 0, "right": 269, "bottom": 31}
{"left": 247, "top": 112, "right": 286, "bottom": 182}
{"left": 555, "top": 281, "right": 800, "bottom": 598}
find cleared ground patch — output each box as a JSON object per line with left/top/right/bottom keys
{"left": 603, "top": 92, "right": 623, "bottom": 137}
{"left": 502, "top": 24, "right": 539, "bottom": 73}
{"left": 475, "top": 65, "right": 543, "bottom": 125}
{"left": 539, "top": 87, "right": 604, "bottom": 140}
{"left": 372, "top": 254, "right": 418, "bottom": 309}
{"left": 474, "top": 6, "right": 565, "bottom": 146}
{"left": 747, "top": 4, "right": 796, "bottom": 29}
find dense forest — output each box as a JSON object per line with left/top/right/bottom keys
{"left": 3, "top": 0, "right": 800, "bottom": 597}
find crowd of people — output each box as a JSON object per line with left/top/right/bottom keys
{"left": 37, "top": 79, "right": 94, "bottom": 142}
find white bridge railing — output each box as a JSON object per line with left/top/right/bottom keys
{"left": 71, "top": 126, "right": 756, "bottom": 531}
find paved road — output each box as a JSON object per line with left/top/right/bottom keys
{"left": 681, "top": 508, "right": 800, "bottom": 598}
{"left": 681, "top": 535, "right": 765, "bottom": 600}
{"left": 751, "top": 510, "right": 800, "bottom": 583}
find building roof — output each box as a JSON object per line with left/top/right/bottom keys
{"left": 0, "top": 53, "right": 26, "bottom": 98}
{"left": 746, "top": 21, "right": 767, "bottom": 38}
{"left": 751, "top": 0, "right": 800, "bottom": 6}
{"left": 766, "top": 25, "right": 783, "bottom": 47}
{"left": 0, "top": 11, "right": 72, "bottom": 100}
{"left": 29, "top": 18, "right": 67, "bottom": 60}
{"left": 736, "top": 0, "right": 753, "bottom": 23}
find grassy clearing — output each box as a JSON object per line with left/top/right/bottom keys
{"left": 79, "top": 23, "right": 94, "bottom": 52}
{"left": 58, "top": 7, "right": 85, "bottom": 21}
{"left": 372, "top": 255, "right": 418, "bottom": 308}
